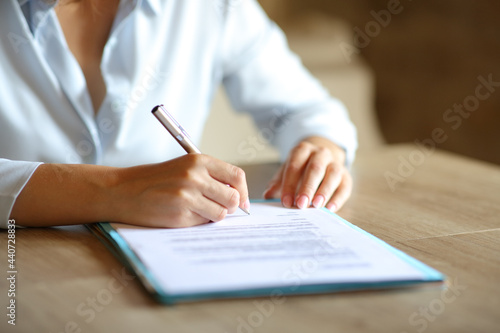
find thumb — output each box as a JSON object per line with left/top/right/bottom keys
{"left": 263, "top": 165, "right": 285, "bottom": 199}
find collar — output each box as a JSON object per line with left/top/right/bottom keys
{"left": 143, "top": 0, "right": 161, "bottom": 16}
{"left": 17, "top": 0, "right": 162, "bottom": 33}
{"left": 18, "top": 0, "right": 56, "bottom": 34}
{"left": 121, "top": 0, "right": 162, "bottom": 16}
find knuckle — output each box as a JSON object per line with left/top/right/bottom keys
{"left": 307, "top": 161, "right": 323, "bottom": 173}
{"left": 228, "top": 165, "right": 245, "bottom": 183}
{"left": 286, "top": 162, "right": 302, "bottom": 174}
{"left": 197, "top": 154, "right": 210, "bottom": 164}
{"left": 183, "top": 153, "right": 198, "bottom": 165}
{"left": 171, "top": 187, "right": 185, "bottom": 200}
{"left": 301, "top": 182, "right": 317, "bottom": 195}
{"left": 182, "top": 168, "right": 197, "bottom": 181}
{"left": 178, "top": 159, "right": 201, "bottom": 179}
{"left": 290, "top": 145, "right": 301, "bottom": 156}
{"left": 326, "top": 163, "right": 340, "bottom": 175}
{"left": 228, "top": 188, "right": 240, "bottom": 207}
{"left": 295, "top": 141, "right": 312, "bottom": 151}
{"left": 173, "top": 187, "right": 195, "bottom": 207}
{"left": 234, "top": 167, "right": 246, "bottom": 183}
{"left": 317, "top": 146, "right": 330, "bottom": 156}
{"left": 181, "top": 167, "right": 204, "bottom": 186}
{"left": 174, "top": 184, "right": 189, "bottom": 198}
{"left": 187, "top": 153, "right": 207, "bottom": 167}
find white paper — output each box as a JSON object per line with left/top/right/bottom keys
{"left": 115, "top": 202, "right": 425, "bottom": 295}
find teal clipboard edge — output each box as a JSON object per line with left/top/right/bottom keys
{"left": 87, "top": 199, "right": 445, "bottom": 305}
{"left": 87, "top": 223, "right": 167, "bottom": 301}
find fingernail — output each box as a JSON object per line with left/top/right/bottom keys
{"left": 312, "top": 195, "right": 325, "bottom": 208}
{"left": 296, "top": 195, "right": 309, "bottom": 209}
{"left": 244, "top": 198, "right": 251, "bottom": 212}
{"left": 327, "top": 203, "right": 338, "bottom": 212}
{"left": 283, "top": 195, "right": 293, "bottom": 208}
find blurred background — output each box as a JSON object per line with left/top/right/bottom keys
{"left": 202, "top": 0, "right": 500, "bottom": 166}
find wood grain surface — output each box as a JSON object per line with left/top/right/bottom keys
{"left": 1, "top": 144, "right": 499, "bottom": 333}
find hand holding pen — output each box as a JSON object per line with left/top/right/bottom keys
{"left": 152, "top": 105, "right": 250, "bottom": 217}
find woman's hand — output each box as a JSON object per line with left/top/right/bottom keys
{"left": 12, "top": 154, "right": 249, "bottom": 228}
{"left": 263, "top": 136, "right": 352, "bottom": 212}
{"left": 110, "top": 154, "right": 250, "bottom": 227}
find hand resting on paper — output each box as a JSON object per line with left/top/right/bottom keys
{"left": 263, "top": 136, "right": 352, "bottom": 212}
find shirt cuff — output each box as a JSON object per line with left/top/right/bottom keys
{"left": 272, "top": 100, "right": 358, "bottom": 168}
{"left": 0, "top": 159, "right": 43, "bottom": 228}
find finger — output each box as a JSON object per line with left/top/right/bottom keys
{"left": 263, "top": 165, "right": 284, "bottom": 199}
{"left": 295, "top": 147, "right": 331, "bottom": 209}
{"left": 311, "top": 163, "right": 343, "bottom": 209}
{"left": 191, "top": 195, "right": 230, "bottom": 222}
{"left": 326, "top": 171, "right": 353, "bottom": 212}
{"left": 201, "top": 179, "right": 241, "bottom": 214}
{"left": 280, "top": 142, "right": 313, "bottom": 208}
{"left": 165, "top": 210, "right": 209, "bottom": 228}
{"left": 143, "top": 202, "right": 210, "bottom": 228}
{"left": 165, "top": 180, "right": 237, "bottom": 225}
{"left": 152, "top": 195, "right": 212, "bottom": 228}
{"left": 205, "top": 157, "right": 249, "bottom": 210}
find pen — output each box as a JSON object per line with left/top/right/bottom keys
{"left": 152, "top": 104, "right": 250, "bottom": 215}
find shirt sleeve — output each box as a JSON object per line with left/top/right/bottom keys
{"left": 220, "top": 0, "right": 358, "bottom": 166}
{"left": 0, "top": 159, "right": 42, "bottom": 228}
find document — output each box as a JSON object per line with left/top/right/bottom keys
{"left": 104, "top": 201, "right": 443, "bottom": 301}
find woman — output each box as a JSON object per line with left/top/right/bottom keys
{"left": 0, "top": 0, "right": 357, "bottom": 228}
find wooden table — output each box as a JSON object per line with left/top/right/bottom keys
{"left": 1, "top": 144, "right": 499, "bottom": 333}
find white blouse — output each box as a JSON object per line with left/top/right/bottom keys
{"left": 0, "top": 0, "right": 357, "bottom": 227}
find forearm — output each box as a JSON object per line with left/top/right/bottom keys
{"left": 10, "top": 163, "right": 119, "bottom": 227}
{"left": 9, "top": 155, "right": 249, "bottom": 228}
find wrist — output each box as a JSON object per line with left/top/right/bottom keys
{"left": 53, "top": 164, "right": 122, "bottom": 224}
{"left": 97, "top": 165, "right": 127, "bottom": 223}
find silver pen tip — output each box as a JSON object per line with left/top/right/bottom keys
{"left": 239, "top": 207, "right": 250, "bottom": 215}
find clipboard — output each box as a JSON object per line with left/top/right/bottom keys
{"left": 88, "top": 201, "right": 445, "bottom": 305}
